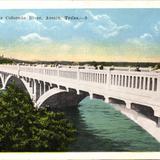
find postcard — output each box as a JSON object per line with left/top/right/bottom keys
{"left": 0, "top": 3, "right": 160, "bottom": 160}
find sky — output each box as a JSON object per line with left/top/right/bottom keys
{"left": 0, "top": 9, "right": 160, "bottom": 62}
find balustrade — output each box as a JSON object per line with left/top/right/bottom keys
{"left": 0, "top": 64, "right": 159, "bottom": 94}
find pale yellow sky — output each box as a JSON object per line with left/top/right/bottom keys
{"left": 3, "top": 42, "right": 160, "bottom": 62}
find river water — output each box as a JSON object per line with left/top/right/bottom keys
{"left": 61, "top": 97, "right": 160, "bottom": 151}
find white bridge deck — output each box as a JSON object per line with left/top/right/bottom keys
{"left": 0, "top": 64, "right": 159, "bottom": 116}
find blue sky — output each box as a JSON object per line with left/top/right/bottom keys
{"left": 0, "top": 9, "right": 160, "bottom": 62}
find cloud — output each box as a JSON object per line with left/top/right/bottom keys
{"left": 140, "top": 33, "right": 153, "bottom": 40}
{"left": 18, "top": 12, "right": 47, "bottom": 31}
{"left": 0, "top": 12, "right": 48, "bottom": 41}
{"left": 22, "top": 12, "right": 37, "bottom": 20}
{"left": 73, "top": 22, "right": 84, "bottom": 29}
{"left": 47, "top": 10, "right": 130, "bottom": 41}
{"left": 0, "top": 19, "right": 5, "bottom": 24}
{"left": 85, "top": 10, "right": 130, "bottom": 39}
{"left": 20, "top": 33, "right": 52, "bottom": 43}
{"left": 154, "top": 21, "right": 160, "bottom": 33}
{"left": 86, "top": 10, "right": 110, "bottom": 21}
{"left": 127, "top": 33, "right": 153, "bottom": 46}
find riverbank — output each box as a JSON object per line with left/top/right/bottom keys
{"left": 111, "top": 103, "right": 160, "bottom": 142}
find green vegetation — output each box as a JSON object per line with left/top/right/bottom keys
{"left": 153, "top": 64, "right": 160, "bottom": 70}
{"left": 99, "top": 65, "right": 104, "bottom": 70}
{"left": 0, "top": 55, "right": 159, "bottom": 68}
{"left": 0, "top": 56, "right": 13, "bottom": 64}
{"left": 27, "top": 61, "right": 160, "bottom": 68}
{"left": 79, "top": 61, "right": 160, "bottom": 68}
{"left": 0, "top": 84, "right": 76, "bottom": 151}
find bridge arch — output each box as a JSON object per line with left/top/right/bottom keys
{"left": 36, "top": 88, "right": 88, "bottom": 109}
{"left": 0, "top": 73, "right": 4, "bottom": 89}
{"left": 36, "top": 88, "right": 67, "bottom": 108}
{"left": 4, "top": 75, "right": 32, "bottom": 100}
{"left": 4, "top": 75, "right": 14, "bottom": 88}
{"left": 20, "top": 78, "right": 33, "bottom": 98}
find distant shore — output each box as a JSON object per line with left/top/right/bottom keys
{"left": 0, "top": 56, "right": 159, "bottom": 68}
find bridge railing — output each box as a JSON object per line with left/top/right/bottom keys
{"left": 0, "top": 64, "right": 18, "bottom": 75}
{"left": 0, "top": 64, "right": 159, "bottom": 96}
{"left": 110, "top": 70, "right": 159, "bottom": 95}
{"left": 18, "top": 65, "right": 110, "bottom": 85}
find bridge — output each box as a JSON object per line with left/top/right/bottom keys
{"left": 0, "top": 64, "right": 160, "bottom": 127}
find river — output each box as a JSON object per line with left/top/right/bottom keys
{"left": 60, "top": 97, "right": 160, "bottom": 151}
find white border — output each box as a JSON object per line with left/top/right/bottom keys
{"left": 0, "top": 0, "right": 160, "bottom": 9}
{"left": 0, "top": 0, "right": 160, "bottom": 159}
{"left": 0, "top": 152, "right": 160, "bottom": 160}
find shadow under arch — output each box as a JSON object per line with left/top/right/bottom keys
{"left": 108, "top": 97, "right": 126, "bottom": 105}
{"left": 36, "top": 88, "right": 88, "bottom": 109}
{"left": 4, "top": 75, "right": 32, "bottom": 100}
{"left": 131, "top": 103, "right": 158, "bottom": 123}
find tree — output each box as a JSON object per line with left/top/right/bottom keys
{"left": 0, "top": 84, "right": 76, "bottom": 151}
{"left": 153, "top": 64, "right": 160, "bottom": 70}
{"left": 99, "top": 65, "right": 104, "bottom": 70}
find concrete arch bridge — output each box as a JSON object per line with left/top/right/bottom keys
{"left": 0, "top": 64, "right": 160, "bottom": 127}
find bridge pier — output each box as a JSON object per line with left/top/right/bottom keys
{"left": 1, "top": 86, "right": 5, "bottom": 90}
{"left": 57, "top": 85, "right": 61, "bottom": 89}
{"left": 76, "top": 89, "right": 80, "bottom": 95}
{"left": 0, "top": 74, "right": 5, "bottom": 88}
{"left": 104, "top": 96, "right": 109, "bottom": 103}
{"left": 39, "top": 81, "right": 42, "bottom": 96}
{"left": 41, "top": 81, "right": 45, "bottom": 96}
{"left": 29, "top": 79, "right": 41, "bottom": 102}
{"left": 90, "top": 93, "right": 93, "bottom": 99}
{"left": 154, "top": 109, "right": 160, "bottom": 127}
{"left": 29, "top": 79, "right": 32, "bottom": 87}
{"left": 125, "top": 101, "right": 131, "bottom": 109}
{"left": 32, "top": 80, "right": 37, "bottom": 101}
{"left": 157, "top": 118, "right": 160, "bottom": 128}
{"left": 36, "top": 81, "right": 41, "bottom": 100}
{"left": 31, "top": 80, "right": 34, "bottom": 95}
{"left": 44, "top": 82, "right": 48, "bottom": 92}
{"left": 50, "top": 83, "right": 54, "bottom": 89}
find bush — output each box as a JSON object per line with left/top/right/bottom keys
{"left": 0, "top": 84, "right": 76, "bottom": 151}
